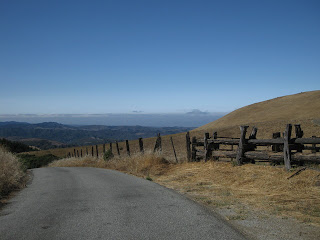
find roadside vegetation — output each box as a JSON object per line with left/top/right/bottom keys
{"left": 0, "top": 139, "right": 60, "bottom": 200}
{"left": 49, "top": 151, "right": 168, "bottom": 178}
{"left": 0, "top": 147, "right": 26, "bottom": 200}
{"left": 18, "top": 154, "right": 60, "bottom": 169}
{"left": 0, "top": 138, "right": 36, "bottom": 153}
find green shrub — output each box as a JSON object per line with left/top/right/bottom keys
{"left": 103, "top": 149, "right": 114, "bottom": 161}
{"left": 0, "top": 138, "right": 36, "bottom": 153}
{"left": 18, "top": 154, "right": 60, "bottom": 169}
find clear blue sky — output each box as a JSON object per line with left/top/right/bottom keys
{"left": 1, "top": 0, "right": 319, "bottom": 114}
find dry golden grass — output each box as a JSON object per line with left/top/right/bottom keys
{"left": 49, "top": 151, "right": 169, "bottom": 178}
{"left": 197, "top": 90, "right": 320, "bottom": 138}
{"left": 0, "top": 147, "right": 26, "bottom": 199}
{"left": 155, "top": 162, "right": 320, "bottom": 225}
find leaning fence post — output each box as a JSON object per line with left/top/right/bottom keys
{"left": 139, "top": 138, "right": 144, "bottom": 153}
{"left": 86, "top": 147, "right": 88, "bottom": 156}
{"left": 126, "top": 140, "right": 130, "bottom": 156}
{"left": 96, "top": 145, "right": 99, "bottom": 158}
{"left": 116, "top": 141, "right": 120, "bottom": 155}
{"left": 236, "top": 126, "right": 249, "bottom": 165}
{"left": 170, "top": 137, "right": 178, "bottom": 163}
{"left": 109, "top": 143, "right": 113, "bottom": 154}
{"left": 186, "top": 132, "right": 191, "bottom": 162}
{"left": 283, "top": 124, "right": 292, "bottom": 171}
{"left": 153, "top": 133, "right": 162, "bottom": 152}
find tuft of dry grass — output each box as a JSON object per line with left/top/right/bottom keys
{"left": 0, "top": 147, "right": 26, "bottom": 199}
{"left": 49, "top": 151, "right": 169, "bottom": 178}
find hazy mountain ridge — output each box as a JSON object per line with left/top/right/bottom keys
{"left": 0, "top": 112, "right": 225, "bottom": 127}
{"left": 0, "top": 121, "right": 194, "bottom": 150}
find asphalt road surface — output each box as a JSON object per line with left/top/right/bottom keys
{"left": 0, "top": 167, "right": 247, "bottom": 240}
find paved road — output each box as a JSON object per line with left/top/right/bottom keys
{"left": 0, "top": 167, "right": 247, "bottom": 240}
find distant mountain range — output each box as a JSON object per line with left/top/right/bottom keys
{"left": 0, "top": 121, "right": 194, "bottom": 150}
{"left": 0, "top": 111, "right": 225, "bottom": 127}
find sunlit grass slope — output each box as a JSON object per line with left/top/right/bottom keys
{"left": 196, "top": 90, "right": 320, "bottom": 138}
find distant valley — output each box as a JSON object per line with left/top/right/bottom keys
{"left": 0, "top": 122, "right": 194, "bottom": 150}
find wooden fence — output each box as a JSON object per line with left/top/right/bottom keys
{"left": 67, "top": 133, "right": 169, "bottom": 159}
{"left": 186, "top": 124, "right": 320, "bottom": 170}
{"left": 66, "top": 123, "right": 320, "bottom": 170}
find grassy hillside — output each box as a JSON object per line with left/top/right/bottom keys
{"left": 196, "top": 90, "right": 320, "bottom": 139}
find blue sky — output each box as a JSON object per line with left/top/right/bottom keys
{"left": 1, "top": 0, "right": 319, "bottom": 114}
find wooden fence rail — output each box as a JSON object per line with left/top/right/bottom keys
{"left": 186, "top": 124, "right": 320, "bottom": 170}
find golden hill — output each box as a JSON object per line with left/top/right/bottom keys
{"left": 196, "top": 90, "right": 320, "bottom": 139}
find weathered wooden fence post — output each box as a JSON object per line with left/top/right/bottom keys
{"left": 153, "top": 133, "right": 162, "bottom": 152}
{"left": 139, "top": 138, "right": 144, "bottom": 153}
{"left": 191, "top": 137, "right": 197, "bottom": 161}
{"left": 186, "top": 132, "right": 191, "bottom": 162}
{"left": 212, "top": 131, "right": 219, "bottom": 160}
{"left": 96, "top": 145, "right": 98, "bottom": 158}
{"left": 294, "top": 124, "right": 304, "bottom": 152}
{"left": 213, "top": 131, "right": 218, "bottom": 139}
{"left": 272, "top": 132, "right": 281, "bottom": 152}
{"left": 294, "top": 124, "right": 303, "bottom": 138}
{"left": 283, "top": 124, "right": 292, "bottom": 171}
{"left": 81, "top": 149, "right": 83, "bottom": 157}
{"left": 116, "top": 141, "right": 120, "bottom": 155}
{"left": 126, "top": 140, "right": 130, "bottom": 156}
{"left": 170, "top": 137, "right": 178, "bottom": 163}
{"left": 312, "top": 136, "right": 317, "bottom": 153}
{"left": 109, "top": 143, "right": 113, "bottom": 154}
{"left": 76, "top": 150, "right": 79, "bottom": 158}
{"left": 91, "top": 146, "right": 94, "bottom": 157}
{"left": 236, "top": 126, "right": 249, "bottom": 165}
{"left": 204, "top": 132, "right": 211, "bottom": 161}
{"left": 74, "top": 149, "right": 76, "bottom": 157}
{"left": 249, "top": 127, "right": 258, "bottom": 139}
{"left": 248, "top": 127, "right": 258, "bottom": 163}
